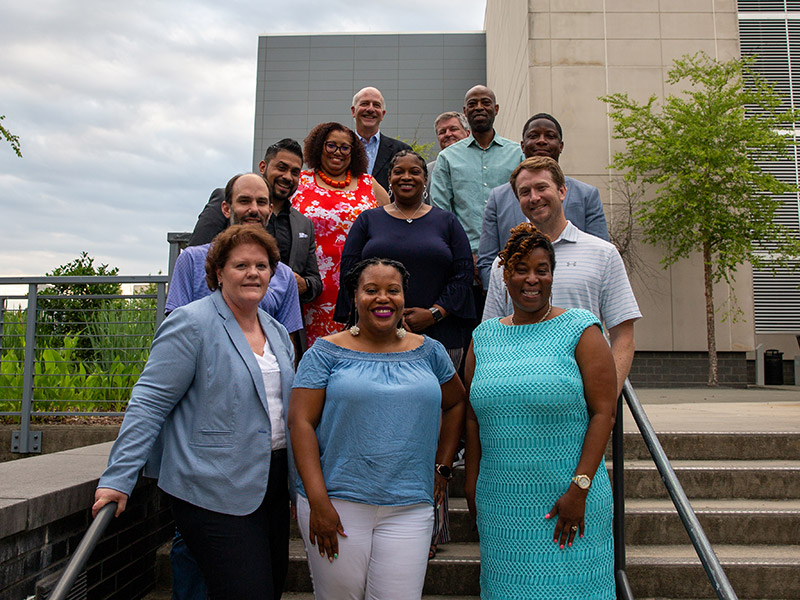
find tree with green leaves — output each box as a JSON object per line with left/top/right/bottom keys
{"left": 39, "top": 253, "right": 122, "bottom": 359}
{"left": 601, "top": 52, "right": 800, "bottom": 386}
{"left": 1, "top": 115, "right": 21, "bottom": 157}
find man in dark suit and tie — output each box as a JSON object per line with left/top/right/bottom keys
{"left": 351, "top": 86, "right": 411, "bottom": 192}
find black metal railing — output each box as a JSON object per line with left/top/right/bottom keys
{"left": 612, "top": 393, "right": 635, "bottom": 600}
{"left": 47, "top": 502, "right": 117, "bottom": 600}
{"left": 611, "top": 380, "right": 738, "bottom": 600}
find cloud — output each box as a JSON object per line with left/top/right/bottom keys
{"left": 0, "top": 0, "right": 485, "bottom": 277}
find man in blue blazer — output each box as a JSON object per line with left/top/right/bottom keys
{"left": 477, "top": 113, "right": 609, "bottom": 288}
{"left": 351, "top": 86, "right": 411, "bottom": 191}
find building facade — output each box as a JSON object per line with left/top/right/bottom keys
{"left": 253, "top": 32, "right": 486, "bottom": 168}
{"left": 483, "top": 0, "right": 799, "bottom": 383}
{"left": 253, "top": 0, "right": 800, "bottom": 384}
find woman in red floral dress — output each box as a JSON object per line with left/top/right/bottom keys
{"left": 295, "top": 122, "right": 390, "bottom": 346}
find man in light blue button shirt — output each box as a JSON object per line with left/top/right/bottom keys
{"left": 429, "top": 85, "right": 524, "bottom": 257}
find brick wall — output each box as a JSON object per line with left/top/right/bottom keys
{"left": 629, "top": 351, "right": 751, "bottom": 387}
{"left": 0, "top": 443, "right": 173, "bottom": 600}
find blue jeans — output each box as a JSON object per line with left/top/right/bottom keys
{"left": 170, "top": 528, "right": 208, "bottom": 600}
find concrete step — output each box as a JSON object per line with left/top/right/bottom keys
{"left": 449, "top": 460, "right": 800, "bottom": 499}
{"left": 619, "top": 459, "right": 800, "bottom": 499}
{"left": 624, "top": 498, "right": 800, "bottom": 545}
{"left": 287, "top": 540, "right": 800, "bottom": 598}
{"left": 627, "top": 544, "right": 800, "bottom": 599}
{"left": 435, "top": 497, "right": 800, "bottom": 546}
{"left": 153, "top": 525, "right": 800, "bottom": 598}
{"left": 610, "top": 431, "right": 800, "bottom": 461}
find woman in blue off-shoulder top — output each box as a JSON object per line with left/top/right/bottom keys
{"left": 289, "top": 257, "right": 466, "bottom": 600}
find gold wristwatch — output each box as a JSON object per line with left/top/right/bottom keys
{"left": 571, "top": 474, "right": 592, "bottom": 490}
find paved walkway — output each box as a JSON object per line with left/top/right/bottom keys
{"left": 624, "top": 385, "right": 800, "bottom": 433}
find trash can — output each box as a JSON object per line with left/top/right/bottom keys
{"left": 764, "top": 349, "right": 784, "bottom": 385}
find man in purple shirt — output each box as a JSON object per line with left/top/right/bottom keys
{"left": 166, "top": 173, "right": 303, "bottom": 335}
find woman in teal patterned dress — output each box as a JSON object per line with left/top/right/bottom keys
{"left": 464, "top": 223, "right": 618, "bottom": 599}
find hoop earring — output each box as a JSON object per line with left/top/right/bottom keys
{"left": 422, "top": 188, "right": 429, "bottom": 203}
{"left": 388, "top": 187, "right": 393, "bottom": 198}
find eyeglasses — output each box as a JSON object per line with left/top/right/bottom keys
{"left": 324, "top": 142, "right": 352, "bottom": 156}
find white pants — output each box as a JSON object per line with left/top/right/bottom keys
{"left": 296, "top": 496, "right": 434, "bottom": 600}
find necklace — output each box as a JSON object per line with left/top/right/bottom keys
{"left": 392, "top": 201, "right": 424, "bottom": 223}
{"left": 317, "top": 169, "right": 351, "bottom": 189}
{"left": 510, "top": 303, "right": 552, "bottom": 325}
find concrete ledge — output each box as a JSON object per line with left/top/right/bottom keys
{"left": 0, "top": 442, "right": 114, "bottom": 536}
{"left": 0, "top": 442, "right": 172, "bottom": 600}
{"left": 0, "top": 424, "right": 121, "bottom": 463}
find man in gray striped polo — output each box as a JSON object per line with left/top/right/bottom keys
{"left": 482, "top": 156, "right": 640, "bottom": 396}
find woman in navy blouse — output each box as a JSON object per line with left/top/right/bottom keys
{"left": 335, "top": 149, "right": 475, "bottom": 364}
{"left": 334, "top": 149, "right": 475, "bottom": 558}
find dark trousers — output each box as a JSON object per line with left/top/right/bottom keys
{"left": 170, "top": 449, "right": 289, "bottom": 600}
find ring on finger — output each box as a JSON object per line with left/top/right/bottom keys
{"left": 570, "top": 525, "right": 578, "bottom": 532}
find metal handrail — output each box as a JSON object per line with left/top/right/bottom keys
{"left": 611, "top": 393, "right": 635, "bottom": 600}
{"left": 48, "top": 502, "right": 117, "bottom": 600}
{"left": 619, "top": 379, "right": 738, "bottom": 600}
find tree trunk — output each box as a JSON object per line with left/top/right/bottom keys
{"left": 703, "top": 242, "right": 718, "bottom": 386}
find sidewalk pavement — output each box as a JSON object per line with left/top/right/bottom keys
{"left": 624, "top": 385, "right": 800, "bottom": 433}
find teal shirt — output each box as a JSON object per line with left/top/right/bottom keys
{"left": 429, "top": 132, "right": 523, "bottom": 253}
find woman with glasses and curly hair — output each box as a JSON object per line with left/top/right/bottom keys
{"left": 294, "top": 122, "right": 390, "bottom": 347}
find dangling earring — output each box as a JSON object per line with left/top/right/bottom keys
{"left": 349, "top": 325, "right": 361, "bottom": 336}
{"left": 422, "top": 188, "right": 429, "bottom": 203}
{"left": 388, "top": 187, "right": 393, "bottom": 199}
{"left": 396, "top": 326, "right": 406, "bottom": 339}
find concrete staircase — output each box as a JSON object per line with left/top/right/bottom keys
{"left": 146, "top": 394, "right": 800, "bottom": 599}
{"left": 280, "top": 434, "right": 800, "bottom": 598}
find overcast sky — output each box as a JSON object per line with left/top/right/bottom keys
{"left": 0, "top": 1, "right": 486, "bottom": 278}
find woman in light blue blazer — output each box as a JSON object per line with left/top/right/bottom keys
{"left": 92, "top": 223, "right": 295, "bottom": 600}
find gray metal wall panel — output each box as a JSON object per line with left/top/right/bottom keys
{"left": 253, "top": 32, "right": 486, "bottom": 167}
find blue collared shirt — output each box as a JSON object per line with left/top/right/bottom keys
{"left": 165, "top": 243, "right": 303, "bottom": 333}
{"left": 358, "top": 131, "right": 381, "bottom": 175}
{"left": 429, "top": 132, "right": 523, "bottom": 253}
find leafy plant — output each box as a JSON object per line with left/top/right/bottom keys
{"left": 601, "top": 52, "right": 800, "bottom": 385}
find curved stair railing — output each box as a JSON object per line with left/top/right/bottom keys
{"left": 612, "top": 379, "right": 738, "bottom": 600}
{"left": 47, "top": 502, "right": 117, "bottom": 600}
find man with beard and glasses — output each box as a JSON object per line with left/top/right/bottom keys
{"left": 187, "top": 139, "right": 321, "bottom": 307}
{"left": 429, "top": 85, "right": 523, "bottom": 272}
